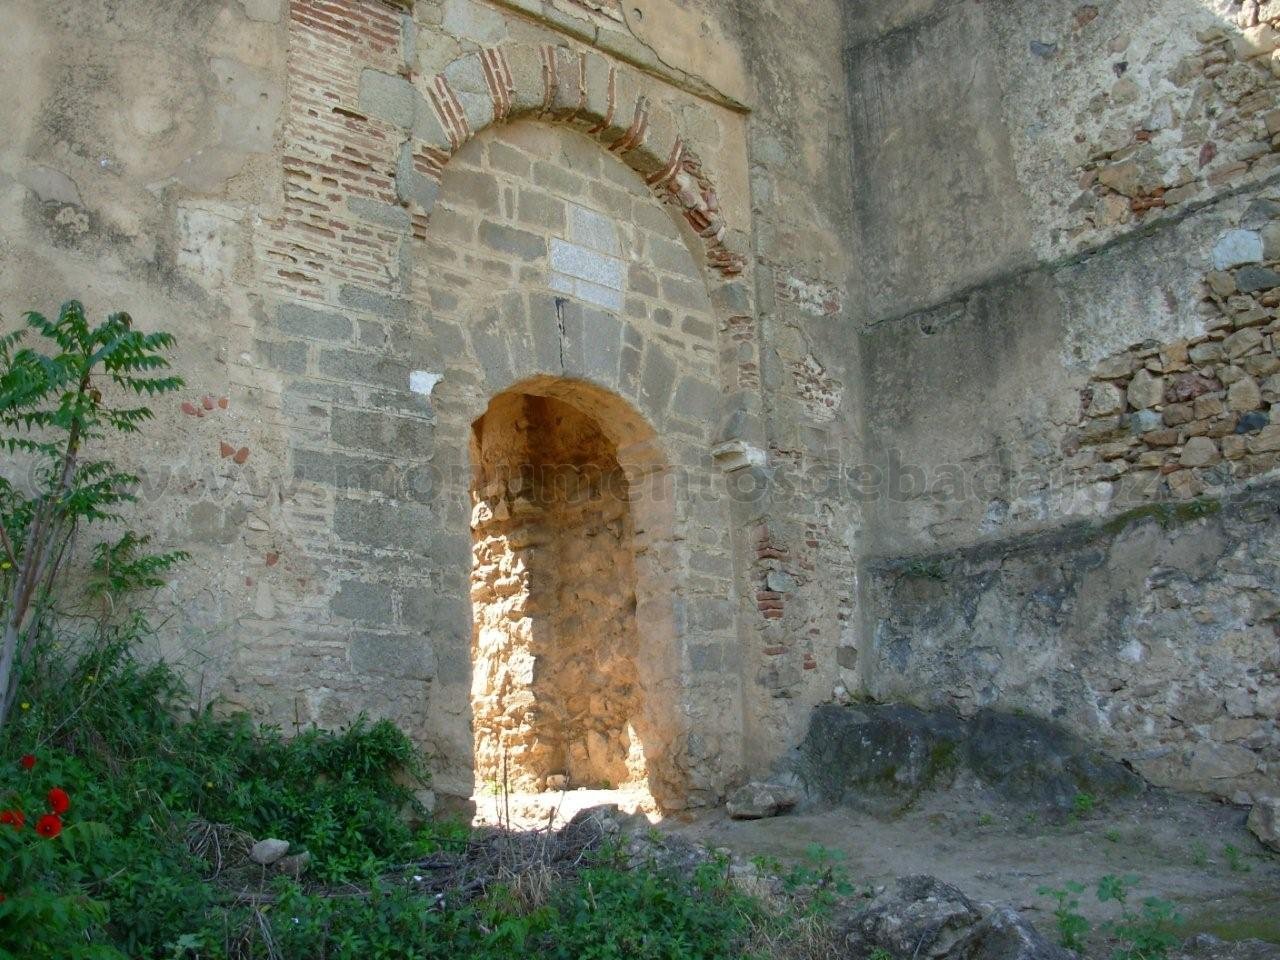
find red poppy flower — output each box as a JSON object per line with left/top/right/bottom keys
{"left": 47, "top": 788, "right": 69, "bottom": 815}
{"left": 0, "top": 810, "right": 24, "bottom": 829}
{"left": 35, "top": 814, "right": 61, "bottom": 839}
{"left": 19, "top": 755, "right": 35, "bottom": 770}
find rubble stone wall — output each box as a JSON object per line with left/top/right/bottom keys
{"left": 469, "top": 391, "right": 649, "bottom": 798}
{"left": 9, "top": 0, "right": 1276, "bottom": 809}
{"left": 851, "top": 0, "right": 1280, "bottom": 803}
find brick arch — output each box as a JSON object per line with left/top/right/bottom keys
{"left": 397, "top": 43, "right": 745, "bottom": 279}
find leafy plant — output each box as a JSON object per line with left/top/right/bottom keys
{"left": 0, "top": 301, "right": 183, "bottom": 729}
{"left": 1223, "top": 844, "right": 1251, "bottom": 874}
{"left": 1097, "top": 874, "right": 1183, "bottom": 960}
{"left": 0, "top": 754, "right": 123, "bottom": 959}
{"left": 1189, "top": 842, "right": 1208, "bottom": 867}
{"left": 1071, "top": 792, "right": 1097, "bottom": 819}
{"left": 1038, "top": 881, "right": 1090, "bottom": 950}
{"left": 775, "top": 844, "right": 855, "bottom": 918}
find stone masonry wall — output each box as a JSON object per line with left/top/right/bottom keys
{"left": 1068, "top": 199, "right": 1280, "bottom": 504}
{"left": 6, "top": 0, "right": 842, "bottom": 809}
{"left": 469, "top": 391, "right": 647, "bottom": 796}
{"left": 850, "top": 0, "right": 1280, "bottom": 803}
{"left": 865, "top": 487, "right": 1280, "bottom": 805}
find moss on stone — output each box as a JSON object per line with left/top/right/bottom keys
{"left": 1099, "top": 495, "right": 1223, "bottom": 537}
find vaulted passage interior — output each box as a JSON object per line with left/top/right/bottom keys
{"left": 469, "top": 387, "right": 650, "bottom": 795}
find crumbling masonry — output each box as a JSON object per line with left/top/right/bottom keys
{"left": 1, "top": 0, "right": 1277, "bottom": 809}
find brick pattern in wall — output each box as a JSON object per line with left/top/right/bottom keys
{"left": 233, "top": 0, "right": 761, "bottom": 803}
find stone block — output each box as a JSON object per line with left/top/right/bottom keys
{"left": 440, "top": 0, "right": 505, "bottom": 43}
{"left": 581, "top": 52, "right": 614, "bottom": 129}
{"left": 444, "top": 166, "right": 500, "bottom": 214}
{"left": 1248, "top": 424, "right": 1280, "bottom": 452}
{"left": 532, "top": 161, "right": 584, "bottom": 197}
{"left": 660, "top": 275, "right": 710, "bottom": 310}
{"left": 332, "top": 580, "right": 394, "bottom": 625}
{"left": 347, "top": 196, "right": 412, "bottom": 231}
{"left": 502, "top": 45, "right": 545, "bottom": 116}
{"left": 359, "top": 69, "right": 417, "bottom": 128}
{"left": 1180, "top": 436, "right": 1220, "bottom": 467}
{"left": 317, "top": 347, "right": 414, "bottom": 390}
{"left": 517, "top": 190, "right": 565, "bottom": 231}
{"left": 1216, "top": 230, "right": 1265, "bottom": 272}
{"left": 411, "top": 92, "right": 453, "bottom": 153}
{"left": 442, "top": 54, "right": 495, "bottom": 135}
{"left": 568, "top": 203, "right": 621, "bottom": 255}
{"left": 396, "top": 144, "right": 439, "bottom": 213}
{"left": 334, "top": 498, "right": 435, "bottom": 551}
{"left": 277, "top": 303, "right": 352, "bottom": 342}
{"left": 639, "top": 342, "right": 676, "bottom": 413}
{"left": 1087, "top": 382, "right": 1126, "bottom": 417}
{"left": 579, "top": 305, "right": 622, "bottom": 384}
{"left": 1236, "top": 265, "right": 1280, "bottom": 293}
{"left": 479, "top": 221, "right": 546, "bottom": 260}
{"left": 350, "top": 631, "right": 434, "bottom": 681}
{"left": 1126, "top": 369, "right": 1164, "bottom": 409}
{"left": 1225, "top": 327, "right": 1265, "bottom": 360}
{"left": 339, "top": 284, "right": 414, "bottom": 321}
{"left": 293, "top": 447, "right": 432, "bottom": 503}
{"left": 688, "top": 643, "right": 723, "bottom": 672}
{"left": 672, "top": 375, "right": 720, "bottom": 422}
{"left": 425, "top": 205, "right": 476, "bottom": 244}
{"left": 527, "top": 292, "right": 567, "bottom": 373}
{"left": 332, "top": 407, "right": 434, "bottom": 455}
{"left": 550, "top": 238, "right": 624, "bottom": 288}
{"left": 647, "top": 234, "right": 699, "bottom": 278}
{"left": 255, "top": 339, "right": 307, "bottom": 374}
{"left": 1228, "top": 376, "right": 1263, "bottom": 411}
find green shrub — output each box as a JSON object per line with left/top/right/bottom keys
{"left": 1, "top": 625, "right": 432, "bottom": 956}
{"left": 1037, "top": 881, "right": 1090, "bottom": 951}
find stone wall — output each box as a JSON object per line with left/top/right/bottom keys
{"left": 849, "top": 0, "right": 1280, "bottom": 802}
{"left": 864, "top": 487, "right": 1280, "bottom": 804}
{"left": 1068, "top": 199, "right": 1280, "bottom": 504}
{"left": 1, "top": 0, "right": 860, "bottom": 809}
{"left": 11, "top": 0, "right": 1275, "bottom": 809}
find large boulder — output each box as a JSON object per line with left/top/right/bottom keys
{"left": 249, "top": 838, "right": 290, "bottom": 866}
{"left": 798, "top": 703, "right": 1142, "bottom": 814}
{"left": 727, "top": 781, "right": 800, "bottom": 819}
{"left": 842, "top": 875, "right": 983, "bottom": 958}
{"left": 841, "top": 877, "right": 1073, "bottom": 960}
{"left": 946, "top": 906, "right": 1076, "bottom": 960}
{"left": 800, "top": 704, "right": 968, "bottom": 813}
{"left": 1246, "top": 797, "right": 1280, "bottom": 853}
{"left": 963, "top": 710, "right": 1143, "bottom": 811}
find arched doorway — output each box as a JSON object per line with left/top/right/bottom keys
{"left": 468, "top": 377, "right": 673, "bottom": 809}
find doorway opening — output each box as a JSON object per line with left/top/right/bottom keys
{"left": 469, "top": 385, "right": 655, "bottom": 810}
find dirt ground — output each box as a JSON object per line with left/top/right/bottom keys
{"left": 668, "top": 786, "right": 1280, "bottom": 954}
{"left": 461, "top": 783, "right": 1278, "bottom": 954}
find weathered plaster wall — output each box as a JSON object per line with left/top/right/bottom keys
{"left": 848, "top": 0, "right": 1280, "bottom": 801}
{"left": 0, "top": 0, "right": 858, "bottom": 806}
